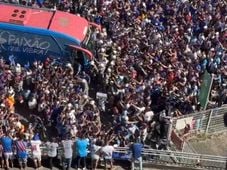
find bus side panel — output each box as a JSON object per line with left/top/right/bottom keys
{"left": 0, "top": 28, "right": 62, "bottom": 66}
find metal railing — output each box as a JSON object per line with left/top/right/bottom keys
{"left": 172, "top": 105, "right": 227, "bottom": 135}
{"left": 23, "top": 146, "right": 226, "bottom": 170}
{"left": 115, "top": 147, "right": 227, "bottom": 169}
{"left": 170, "top": 105, "right": 227, "bottom": 151}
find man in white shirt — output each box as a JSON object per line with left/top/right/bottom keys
{"left": 100, "top": 141, "right": 115, "bottom": 170}
{"left": 30, "top": 134, "right": 42, "bottom": 169}
{"left": 62, "top": 136, "right": 73, "bottom": 170}
{"left": 46, "top": 138, "right": 59, "bottom": 170}
{"left": 90, "top": 140, "right": 101, "bottom": 170}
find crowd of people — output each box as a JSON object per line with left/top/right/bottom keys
{"left": 0, "top": 0, "right": 226, "bottom": 169}
{"left": 0, "top": 130, "right": 130, "bottom": 170}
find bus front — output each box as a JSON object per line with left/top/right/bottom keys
{"left": 49, "top": 11, "right": 101, "bottom": 68}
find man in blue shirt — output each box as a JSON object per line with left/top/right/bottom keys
{"left": 75, "top": 133, "right": 89, "bottom": 170}
{"left": 1, "top": 132, "right": 14, "bottom": 169}
{"left": 130, "top": 138, "right": 143, "bottom": 170}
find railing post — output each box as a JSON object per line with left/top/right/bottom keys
{"left": 205, "top": 109, "right": 214, "bottom": 135}
{"left": 167, "top": 118, "right": 173, "bottom": 143}
{"left": 181, "top": 140, "right": 185, "bottom": 152}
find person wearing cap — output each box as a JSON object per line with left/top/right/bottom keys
{"left": 30, "top": 133, "right": 42, "bottom": 169}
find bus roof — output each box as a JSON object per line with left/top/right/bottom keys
{"left": 0, "top": 3, "right": 88, "bottom": 42}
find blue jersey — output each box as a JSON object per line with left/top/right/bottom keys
{"left": 1, "top": 136, "right": 13, "bottom": 153}
{"left": 131, "top": 143, "right": 143, "bottom": 159}
{"left": 75, "top": 139, "right": 89, "bottom": 157}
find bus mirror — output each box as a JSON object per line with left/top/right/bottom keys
{"left": 67, "top": 45, "right": 93, "bottom": 61}
{"left": 89, "top": 22, "right": 101, "bottom": 32}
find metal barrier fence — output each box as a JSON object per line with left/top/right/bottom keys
{"left": 170, "top": 105, "right": 227, "bottom": 150}
{"left": 135, "top": 148, "right": 226, "bottom": 170}
{"left": 115, "top": 147, "right": 227, "bottom": 169}
{"left": 24, "top": 146, "right": 226, "bottom": 170}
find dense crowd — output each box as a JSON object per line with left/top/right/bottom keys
{"left": 0, "top": 0, "right": 226, "bottom": 169}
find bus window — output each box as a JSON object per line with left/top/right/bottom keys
{"left": 66, "top": 46, "right": 76, "bottom": 65}
{"left": 67, "top": 45, "right": 93, "bottom": 72}
{"left": 67, "top": 45, "right": 93, "bottom": 60}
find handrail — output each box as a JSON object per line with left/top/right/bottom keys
{"left": 113, "top": 147, "right": 227, "bottom": 169}
{"left": 114, "top": 147, "right": 227, "bottom": 160}
{"left": 11, "top": 145, "right": 226, "bottom": 169}
{"left": 34, "top": 146, "right": 227, "bottom": 161}
{"left": 172, "top": 105, "right": 227, "bottom": 120}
